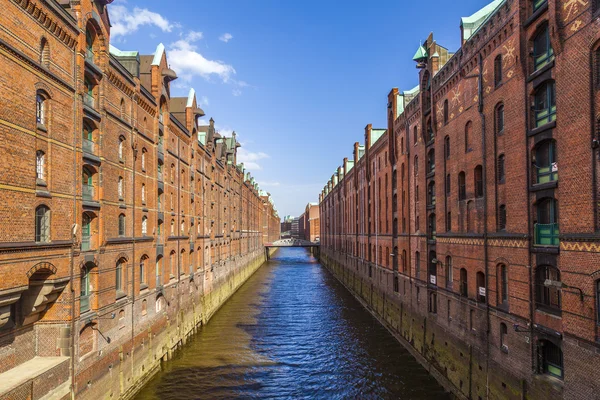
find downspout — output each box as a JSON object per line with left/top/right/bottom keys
{"left": 589, "top": 50, "right": 598, "bottom": 231}
{"left": 478, "top": 52, "right": 491, "bottom": 400}
{"left": 69, "top": 30, "right": 79, "bottom": 400}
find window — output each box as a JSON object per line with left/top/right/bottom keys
{"left": 428, "top": 213, "right": 436, "bottom": 240}
{"left": 444, "top": 136, "right": 450, "bottom": 159}
{"left": 539, "top": 340, "right": 563, "bottom": 378}
{"left": 118, "top": 214, "right": 126, "bottom": 236}
{"left": 534, "top": 81, "right": 556, "bottom": 127}
{"left": 141, "top": 148, "right": 147, "bottom": 171}
{"left": 498, "top": 205, "right": 507, "bottom": 231}
{"left": 476, "top": 271, "right": 486, "bottom": 303}
{"left": 141, "top": 216, "right": 148, "bottom": 236}
{"left": 458, "top": 172, "right": 466, "bottom": 200}
{"left": 460, "top": 268, "right": 468, "bottom": 297}
{"left": 535, "top": 198, "right": 559, "bottom": 246}
{"left": 415, "top": 251, "right": 420, "bottom": 279}
{"left": 171, "top": 164, "right": 175, "bottom": 183}
{"left": 156, "top": 257, "right": 163, "bottom": 287}
{"left": 445, "top": 256, "right": 453, "bottom": 289}
{"left": 82, "top": 123, "right": 94, "bottom": 153}
{"left": 446, "top": 174, "right": 451, "bottom": 196}
{"left": 36, "top": 151, "right": 45, "bottom": 181}
{"left": 80, "top": 264, "right": 91, "bottom": 312}
{"left": 443, "top": 100, "right": 449, "bottom": 124}
{"left": 158, "top": 161, "right": 163, "bottom": 181}
{"left": 116, "top": 259, "right": 124, "bottom": 292}
{"left": 427, "top": 149, "right": 435, "bottom": 174}
{"left": 429, "top": 292, "right": 438, "bottom": 313}
{"left": 534, "top": 140, "right": 557, "bottom": 184}
{"left": 533, "top": 0, "right": 547, "bottom": 12}
{"left": 496, "top": 104, "right": 504, "bottom": 135}
{"left": 499, "top": 264, "right": 508, "bottom": 306}
{"left": 414, "top": 155, "right": 419, "bottom": 176}
{"left": 536, "top": 265, "right": 561, "bottom": 310}
{"left": 500, "top": 323, "right": 508, "bottom": 351}
{"left": 36, "top": 93, "right": 46, "bottom": 126}
{"left": 118, "top": 177, "right": 124, "bottom": 199}
{"left": 85, "top": 29, "right": 94, "bottom": 61}
{"left": 84, "top": 78, "right": 94, "bottom": 109}
{"left": 533, "top": 25, "right": 554, "bottom": 71}
{"left": 170, "top": 219, "right": 175, "bottom": 235}
{"left": 474, "top": 166, "right": 483, "bottom": 198}
{"left": 140, "top": 256, "right": 146, "bottom": 285}
{"left": 118, "top": 137, "right": 125, "bottom": 161}
{"left": 82, "top": 213, "right": 92, "bottom": 250}
{"left": 413, "top": 126, "right": 418, "bottom": 145}
{"left": 402, "top": 250, "right": 407, "bottom": 272}
{"left": 498, "top": 155, "right": 505, "bottom": 183}
{"left": 494, "top": 54, "right": 502, "bottom": 87}
{"left": 446, "top": 211, "right": 451, "bottom": 231}
{"left": 181, "top": 220, "right": 185, "bottom": 235}
{"left": 120, "top": 99, "right": 125, "bottom": 119}
{"left": 40, "top": 38, "right": 50, "bottom": 68}
{"left": 427, "top": 181, "right": 436, "bottom": 207}
{"left": 394, "top": 275, "right": 399, "bottom": 293}
{"left": 465, "top": 121, "right": 472, "bottom": 152}
{"left": 35, "top": 205, "right": 50, "bottom": 242}
{"left": 426, "top": 119, "right": 434, "bottom": 142}
{"left": 141, "top": 184, "right": 146, "bottom": 204}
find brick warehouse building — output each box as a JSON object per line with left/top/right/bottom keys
{"left": 0, "top": 0, "right": 279, "bottom": 399}
{"left": 320, "top": 0, "right": 600, "bottom": 398}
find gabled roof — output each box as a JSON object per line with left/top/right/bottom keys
{"left": 412, "top": 44, "right": 428, "bottom": 61}
{"left": 369, "top": 129, "right": 386, "bottom": 147}
{"left": 152, "top": 43, "right": 166, "bottom": 66}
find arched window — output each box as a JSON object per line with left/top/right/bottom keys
{"left": 535, "top": 198, "right": 559, "bottom": 246}
{"left": 118, "top": 176, "right": 124, "bottom": 199}
{"left": 474, "top": 165, "right": 483, "bottom": 197}
{"left": 402, "top": 250, "right": 407, "bottom": 272}
{"left": 170, "top": 250, "right": 176, "bottom": 277}
{"left": 444, "top": 136, "right": 450, "bottom": 159}
{"left": 498, "top": 264, "right": 508, "bottom": 307}
{"left": 120, "top": 98, "right": 125, "bottom": 119}
{"left": 460, "top": 268, "right": 468, "bottom": 297}
{"left": 533, "top": 81, "right": 556, "bottom": 128}
{"left": 443, "top": 99, "right": 449, "bottom": 124}
{"left": 181, "top": 220, "right": 185, "bottom": 235}
{"left": 118, "top": 214, "right": 125, "bottom": 236}
{"left": 476, "top": 271, "right": 486, "bottom": 302}
{"left": 85, "top": 28, "right": 95, "bottom": 61}
{"left": 445, "top": 256, "right": 453, "bottom": 288}
{"left": 494, "top": 54, "right": 502, "bottom": 87}
{"left": 116, "top": 259, "right": 125, "bottom": 292}
{"left": 536, "top": 265, "right": 561, "bottom": 311}
{"left": 539, "top": 340, "right": 563, "bottom": 378}
{"left": 82, "top": 123, "right": 94, "bottom": 153}
{"left": 414, "top": 155, "right": 419, "bottom": 176}
{"left": 80, "top": 263, "right": 92, "bottom": 312}
{"left": 156, "top": 256, "right": 163, "bottom": 286}
{"left": 498, "top": 154, "right": 505, "bottom": 183}
{"left": 40, "top": 38, "right": 50, "bottom": 68}
{"left": 465, "top": 121, "right": 472, "bottom": 152}
{"left": 171, "top": 163, "right": 175, "bottom": 183}
{"left": 36, "top": 150, "right": 45, "bottom": 181}
{"left": 141, "top": 183, "right": 146, "bottom": 204}
{"left": 534, "top": 140, "right": 557, "bottom": 184}
{"left": 118, "top": 136, "right": 125, "bottom": 161}
{"left": 413, "top": 126, "right": 418, "bottom": 145}
{"left": 498, "top": 204, "right": 507, "bottom": 231}
{"left": 495, "top": 104, "right": 504, "bottom": 135}
{"left": 139, "top": 256, "right": 147, "bottom": 285}
{"left": 82, "top": 212, "right": 92, "bottom": 250}
{"left": 141, "top": 216, "right": 148, "bottom": 236}
{"left": 533, "top": 24, "right": 554, "bottom": 71}
{"left": 458, "top": 171, "right": 466, "bottom": 200}
{"left": 427, "top": 149, "right": 435, "bottom": 174}
{"left": 35, "top": 205, "right": 50, "bottom": 242}
{"left": 428, "top": 250, "right": 437, "bottom": 283}
{"left": 36, "top": 92, "right": 47, "bottom": 126}
{"left": 446, "top": 211, "right": 452, "bottom": 232}
{"left": 141, "top": 148, "right": 147, "bottom": 171}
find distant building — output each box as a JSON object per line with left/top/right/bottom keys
{"left": 291, "top": 217, "right": 300, "bottom": 238}
{"left": 304, "top": 203, "right": 320, "bottom": 242}
{"left": 281, "top": 215, "right": 294, "bottom": 238}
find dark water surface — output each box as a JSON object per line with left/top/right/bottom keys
{"left": 134, "top": 248, "right": 450, "bottom": 399}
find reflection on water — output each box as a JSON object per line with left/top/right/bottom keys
{"left": 134, "top": 248, "right": 450, "bottom": 399}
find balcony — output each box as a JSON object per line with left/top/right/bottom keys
{"left": 534, "top": 223, "right": 559, "bottom": 246}
{"left": 80, "top": 294, "right": 90, "bottom": 313}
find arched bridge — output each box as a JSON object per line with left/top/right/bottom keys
{"left": 265, "top": 239, "right": 320, "bottom": 248}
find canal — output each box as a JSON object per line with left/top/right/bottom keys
{"left": 134, "top": 248, "right": 450, "bottom": 399}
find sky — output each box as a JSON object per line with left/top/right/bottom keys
{"left": 108, "top": 0, "right": 493, "bottom": 218}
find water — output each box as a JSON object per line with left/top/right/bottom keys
{"left": 135, "top": 248, "right": 450, "bottom": 399}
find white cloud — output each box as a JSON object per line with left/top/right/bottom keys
{"left": 219, "top": 33, "right": 233, "bottom": 43}
{"left": 237, "top": 147, "right": 269, "bottom": 171}
{"left": 110, "top": 3, "right": 174, "bottom": 37}
{"left": 258, "top": 181, "right": 281, "bottom": 187}
{"left": 185, "top": 31, "right": 204, "bottom": 42}
{"left": 232, "top": 88, "right": 242, "bottom": 97}
{"left": 168, "top": 38, "right": 236, "bottom": 83}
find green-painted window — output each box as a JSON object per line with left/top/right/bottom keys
{"left": 534, "top": 82, "right": 556, "bottom": 128}
{"left": 533, "top": 25, "right": 554, "bottom": 71}
{"left": 533, "top": 0, "right": 547, "bottom": 12}
{"left": 535, "top": 198, "right": 559, "bottom": 246}
{"left": 535, "top": 140, "right": 557, "bottom": 183}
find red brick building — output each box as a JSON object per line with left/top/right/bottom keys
{"left": 0, "top": 1, "right": 279, "bottom": 399}
{"left": 301, "top": 202, "right": 320, "bottom": 242}
{"left": 320, "top": 0, "right": 600, "bottom": 398}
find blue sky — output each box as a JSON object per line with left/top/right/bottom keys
{"left": 109, "top": 0, "right": 492, "bottom": 218}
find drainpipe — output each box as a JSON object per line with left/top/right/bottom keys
{"left": 477, "top": 52, "right": 491, "bottom": 400}
{"left": 589, "top": 50, "right": 598, "bottom": 231}
{"left": 69, "top": 30, "right": 79, "bottom": 400}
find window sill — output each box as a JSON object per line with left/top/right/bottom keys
{"left": 530, "top": 181, "right": 558, "bottom": 192}
{"left": 140, "top": 284, "right": 149, "bottom": 292}
{"left": 37, "top": 123, "right": 47, "bottom": 132}
{"left": 116, "top": 291, "right": 127, "bottom": 301}
{"left": 119, "top": 158, "right": 125, "bottom": 164}
{"left": 524, "top": 2, "right": 549, "bottom": 28}
{"left": 528, "top": 59, "right": 554, "bottom": 83}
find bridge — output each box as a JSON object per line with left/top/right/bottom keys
{"left": 264, "top": 239, "right": 320, "bottom": 259}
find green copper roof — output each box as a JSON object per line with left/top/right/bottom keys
{"left": 412, "top": 44, "right": 428, "bottom": 61}
{"left": 461, "top": 0, "right": 505, "bottom": 41}
{"left": 109, "top": 45, "right": 139, "bottom": 58}
{"left": 370, "top": 129, "right": 386, "bottom": 146}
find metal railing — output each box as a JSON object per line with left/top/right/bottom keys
{"left": 83, "top": 138, "right": 94, "bottom": 154}
{"left": 535, "top": 223, "right": 559, "bottom": 246}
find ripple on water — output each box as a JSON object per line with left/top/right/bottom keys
{"left": 134, "top": 248, "right": 450, "bottom": 400}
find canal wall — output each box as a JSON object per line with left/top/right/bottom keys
{"left": 320, "top": 249, "right": 557, "bottom": 400}
{"left": 75, "top": 248, "right": 276, "bottom": 400}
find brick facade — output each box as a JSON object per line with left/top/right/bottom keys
{"left": 320, "top": 1, "right": 600, "bottom": 398}
{"left": 0, "top": 1, "right": 279, "bottom": 399}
